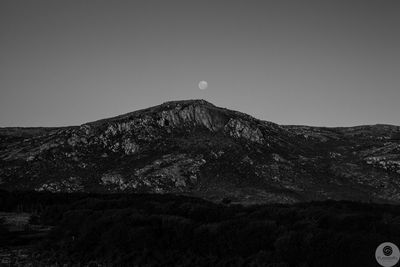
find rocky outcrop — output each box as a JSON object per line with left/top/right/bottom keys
{"left": 98, "top": 154, "right": 206, "bottom": 193}
{"left": 224, "top": 118, "right": 265, "bottom": 144}
{"left": 36, "top": 177, "right": 84, "bottom": 193}
{"left": 155, "top": 104, "right": 228, "bottom": 131}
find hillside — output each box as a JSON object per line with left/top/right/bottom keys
{"left": 1, "top": 99, "right": 400, "bottom": 204}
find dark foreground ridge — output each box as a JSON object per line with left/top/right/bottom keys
{"left": 1, "top": 191, "right": 400, "bottom": 266}
{"left": 1, "top": 99, "right": 400, "bottom": 203}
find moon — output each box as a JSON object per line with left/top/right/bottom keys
{"left": 198, "top": 81, "right": 208, "bottom": 90}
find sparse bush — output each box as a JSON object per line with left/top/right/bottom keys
{"left": 28, "top": 214, "right": 41, "bottom": 225}
{"left": 0, "top": 217, "right": 12, "bottom": 245}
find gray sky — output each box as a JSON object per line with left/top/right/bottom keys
{"left": 1, "top": 0, "right": 399, "bottom": 127}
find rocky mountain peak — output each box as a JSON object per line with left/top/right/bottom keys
{"left": 82, "top": 99, "right": 275, "bottom": 145}
{"left": 161, "top": 99, "right": 215, "bottom": 108}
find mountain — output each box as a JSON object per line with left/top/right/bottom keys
{"left": 1, "top": 99, "right": 400, "bottom": 204}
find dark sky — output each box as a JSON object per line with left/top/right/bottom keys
{"left": 1, "top": 0, "right": 399, "bottom": 127}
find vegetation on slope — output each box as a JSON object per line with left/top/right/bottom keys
{"left": 1, "top": 190, "right": 399, "bottom": 266}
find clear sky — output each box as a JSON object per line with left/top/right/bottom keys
{"left": 1, "top": 0, "right": 399, "bottom": 127}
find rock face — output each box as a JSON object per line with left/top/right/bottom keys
{"left": 1, "top": 99, "right": 400, "bottom": 204}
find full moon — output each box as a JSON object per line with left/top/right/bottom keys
{"left": 198, "top": 81, "right": 208, "bottom": 90}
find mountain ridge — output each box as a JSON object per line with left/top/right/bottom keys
{"left": 1, "top": 99, "right": 398, "bottom": 129}
{"left": 1, "top": 99, "right": 400, "bottom": 204}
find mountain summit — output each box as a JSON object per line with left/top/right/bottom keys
{"left": 1, "top": 100, "right": 400, "bottom": 204}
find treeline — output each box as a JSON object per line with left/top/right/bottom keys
{"left": 1, "top": 190, "right": 400, "bottom": 266}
